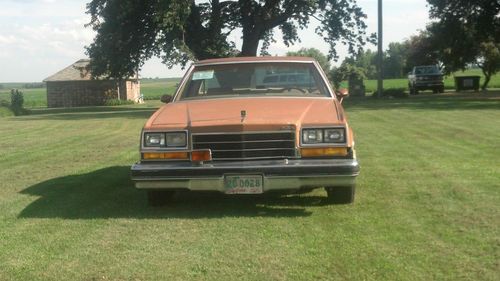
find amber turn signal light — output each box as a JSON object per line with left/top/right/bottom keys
{"left": 300, "top": 147, "right": 348, "bottom": 157}
{"left": 191, "top": 150, "right": 212, "bottom": 162}
{"left": 143, "top": 152, "right": 189, "bottom": 160}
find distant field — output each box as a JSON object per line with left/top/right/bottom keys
{"left": 140, "top": 78, "right": 180, "bottom": 100}
{"left": 0, "top": 88, "right": 47, "bottom": 108}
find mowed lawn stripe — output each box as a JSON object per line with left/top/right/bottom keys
{"left": 0, "top": 113, "right": 146, "bottom": 173}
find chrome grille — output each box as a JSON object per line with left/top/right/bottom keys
{"left": 192, "top": 132, "right": 296, "bottom": 161}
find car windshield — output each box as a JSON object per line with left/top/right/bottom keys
{"left": 415, "top": 66, "right": 440, "bottom": 75}
{"left": 179, "top": 62, "right": 330, "bottom": 100}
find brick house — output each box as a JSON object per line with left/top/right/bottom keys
{"left": 43, "top": 59, "right": 140, "bottom": 107}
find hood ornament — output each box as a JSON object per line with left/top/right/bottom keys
{"left": 240, "top": 110, "right": 246, "bottom": 122}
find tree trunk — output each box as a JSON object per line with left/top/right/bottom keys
{"left": 239, "top": 29, "right": 260, "bottom": 57}
{"left": 238, "top": 0, "right": 262, "bottom": 57}
{"left": 481, "top": 68, "right": 491, "bottom": 90}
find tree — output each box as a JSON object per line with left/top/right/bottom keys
{"left": 426, "top": 0, "right": 500, "bottom": 89}
{"left": 353, "top": 49, "right": 377, "bottom": 79}
{"left": 286, "top": 48, "right": 331, "bottom": 72}
{"left": 85, "top": 0, "right": 375, "bottom": 78}
{"left": 403, "top": 31, "right": 440, "bottom": 73}
{"left": 329, "top": 58, "right": 366, "bottom": 89}
{"left": 335, "top": 45, "right": 410, "bottom": 80}
{"left": 384, "top": 42, "right": 408, "bottom": 78}
{"left": 477, "top": 41, "right": 500, "bottom": 90}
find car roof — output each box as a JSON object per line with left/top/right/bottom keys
{"left": 195, "top": 56, "right": 316, "bottom": 66}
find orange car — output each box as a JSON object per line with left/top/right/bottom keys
{"left": 131, "top": 57, "right": 359, "bottom": 206}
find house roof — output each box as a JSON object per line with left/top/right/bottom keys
{"left": 43, "top": 59, "right": 94, "bottom": 82}
{"left": 43, "top": 59, "right": 138, "bottom": 82}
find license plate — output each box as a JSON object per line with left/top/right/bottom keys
{"left": 224, "top": 175, "right": 263, "bottom": 194}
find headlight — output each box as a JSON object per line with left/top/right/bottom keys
{"left": 302, "top": 128, "right": 345, "bottom": 144}
{"left": 165, "top": 132, "right": 187, "bottom": 147}
{"left": 144, "top": 133, "right": 165, "bottom": 147}
{"left": 144, "top": 132, "right": 187, "bottom": 148}
{"left": 324, "top": 128, "right": 345, "bottom": 143}
{"left": 302, "top": 129, "right": 323, "bottom": 144}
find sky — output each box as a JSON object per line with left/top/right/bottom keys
{"left": 0, "top": 0, "right": 430, "bottom": 82}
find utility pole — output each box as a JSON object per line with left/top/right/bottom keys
{"left": 377, "top": 0, "right": 383, "bottom": 98}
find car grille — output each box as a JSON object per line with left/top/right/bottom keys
{"left": 192, "top": 131, "right": 297, "bottom": 161}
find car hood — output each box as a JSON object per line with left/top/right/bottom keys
{"left": 145, "top": 97, "right": 345, "bottom": 133}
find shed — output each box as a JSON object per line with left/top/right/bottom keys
{"left": 43, "top": 59, "right": 140, "bottom": 107}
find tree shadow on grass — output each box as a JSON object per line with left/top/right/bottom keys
{"left": 18, "top": 166, "right": 323, "bottom": 219}
{"left": 16, "top": 108, "right": 158, "bottom": 121}
{"left": 343, "top": 93, "right": 500, "bottom": 111}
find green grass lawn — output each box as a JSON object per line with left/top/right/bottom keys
{"left": 0, "top": 94, "right": 498, "bottom": 280}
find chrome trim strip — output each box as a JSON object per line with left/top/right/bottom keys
{"left": 132, "top": 174, "right": 358, "bottom": 181}
{"left": 194, "top": 139, "right": 294, "bottom": 144}
{"left": 192, "top": 131, "right": 294, "bottom": 136}
{"left": 211, "top": 148, "right": 296, "bottom": 152}
{"left": 312, "top": 60, "right": 335, "bottom": 98}
{"left": 132, "top": 158, "right": 358, "bottom": 170}
{"left": 195, "top": 155, "right": 299, "bottom": 161}
{"left": 177, "top": 96, "right": 332, "bottom": 102}
{"left": 172, "top": 65, "right": 195, "bottom": 102}
{"left": 194, "top": 60, "right": 315, "bottom": 67}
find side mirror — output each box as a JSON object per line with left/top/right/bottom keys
{"left": 336, "top": 88, "right": 349, "bottom": 103}
{"left": 160, "top": 94, "right": 172, "bottom": 104}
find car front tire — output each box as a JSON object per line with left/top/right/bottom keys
{"left": 325, "top": 186, "right": 355, "bottom": 204}
{"left": 147, "top": 190, "right": 175, "bottom": 206}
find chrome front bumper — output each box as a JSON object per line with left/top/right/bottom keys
{"left": 131, "top": 158, "right": 360, "bottom": 192}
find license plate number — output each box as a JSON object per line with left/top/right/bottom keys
{"left": 224, "top": 175, "right": 263, "bottom": 194}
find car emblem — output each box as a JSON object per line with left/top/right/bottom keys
{"left": 241, "top": 110, "right": 246, "bottom": 121}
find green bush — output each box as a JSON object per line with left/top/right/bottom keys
{"left": 11, "top": 89, "right": 24, "bottom": 109}
{"left": 143, "top": 95, "right": 162, "bottom": 101}
{"left": 104, "top": 99, "right": 135, "bottom": 106}
{"left": 372, "top": 88, "right": 408, "bottom": 99}
{"left": 9, "top": 89, "right": 29, "bottom": 115}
